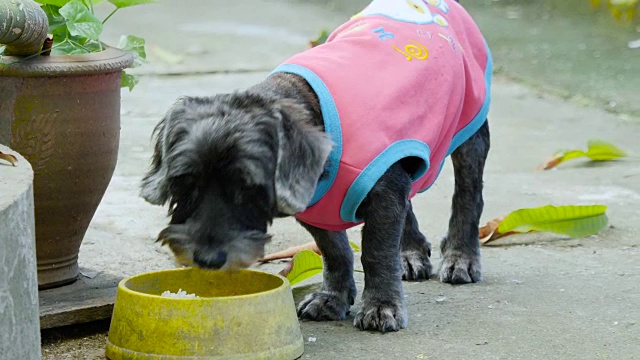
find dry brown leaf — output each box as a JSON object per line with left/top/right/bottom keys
{"left": 260, "top": 241, "right": 320, "bottom": 262}
{"left": 278, "top": 260, "right": 294, "bottom": 277}
{"left": 479, "top": 215, "right": 509, "bottom": 245}
{"left": 479, "top": 215, "right": 540, "bottom": 245}
{"left": 478, "top": 215, "right": 517, "bottom": 245}
{"left": 537, "top": 154, "right": 563, "bottom": 171}
{"left": 0, "top": 151, "right": 18, "bottom": 166}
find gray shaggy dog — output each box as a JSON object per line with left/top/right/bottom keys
{"left": 140, "top": 0, "right": 490, "bottom": 333}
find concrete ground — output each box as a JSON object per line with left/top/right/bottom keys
{"left": 41, "top": 0, "right": 639, "bottom": 359}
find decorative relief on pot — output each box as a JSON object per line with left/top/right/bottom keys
{"left": 11, "top": 113, "right": 57, "bottom": 173}
{"left": 0, "top": 80, "right": 20, "bottom": 146}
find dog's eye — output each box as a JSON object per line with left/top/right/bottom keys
{"left": 170, "top": 174, "right": 197, "bottom": 195}
{"left": 236, "top": 184, "right": 274, "bottom": 208}
{"left": 168, "top": 175, "right": 199, "bottom": 224}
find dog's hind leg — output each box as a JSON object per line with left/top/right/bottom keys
{"left": 296, "top": 223, "right": 357, "bottom": 321}
{"left": 439, "top": 120, "right": 490, "bottom": 284}
{"left": 354, "top": 162, "right": 411, "bottom": 332}
{"left": 400, "top": 201, "right": 433, "bottom": 281}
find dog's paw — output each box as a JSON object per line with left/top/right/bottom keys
{"left": 401, "top": 249, "right": 432, "bottom": 281}
{"left": 353, "top": 299, "right": 407, "bottom": 333}
{"left": 439, "top": 252, "right": 482, "bottom": 284}
{"left": 297, "top": 291, "right": 352, "bottom": 321}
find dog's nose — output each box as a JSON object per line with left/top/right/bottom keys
{"left": 194, "top": 250, "right": 227, "bottom": 269}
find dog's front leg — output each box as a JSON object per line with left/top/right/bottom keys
{"left": 296, "top": 222, "right": 356, "bottom": 321}
{"left": 354, "top": 162, "right": 411, "bottom": 332}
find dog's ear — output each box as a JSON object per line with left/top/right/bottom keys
{"left": 140, "top": 98, "right": 187, "bottom": 205}
{"left": 273, "top": 99, "right": 333, "bottom": 214}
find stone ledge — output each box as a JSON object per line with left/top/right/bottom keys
{"left": 0, "top": 144, "right": 41, "bottom": 360}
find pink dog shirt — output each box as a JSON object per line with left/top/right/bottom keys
{"left": 271, "top": 0, "right": 492, "bottom": 231}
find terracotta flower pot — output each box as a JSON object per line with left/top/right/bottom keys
{"left": 0, "top": 47, "right": 133, "bottom": 289}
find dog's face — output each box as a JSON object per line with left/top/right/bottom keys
{"left": 140, "top": 93, "right": 331, "bottom": 270}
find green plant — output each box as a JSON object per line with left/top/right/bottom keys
{"left": 1, "top": 0, "right": 151, "bottom": 90}
{"left": 590, "top": 0, "right": 639, "bottom": 22}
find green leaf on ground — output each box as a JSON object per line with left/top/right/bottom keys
{"left": 538, "top": 139, "right": 627, "bottom": 170}
{"left": 285, "top": 250, "right": 323, "bottom": 286}
{"left": 309, "top": 29, "right": 329, "bottom": 47}
{"left": 0, "top": 45, "right": 5, "bottom": 56}
{"left": 497, "top": 204, "right": 609, "bottom": 238}
{"left": 583, "top": 139, "right": 627, "bottom": 160}
{"left": 481, "top": 205, "right": 610, "bottom": 244}
{"left": 59, "top": 1, "right": 103, "bottom": 40}
{"left": 607, "top": 0, "right": 638, "bottom": 20}
{"left": 349, "top": 241, "right": 361, "bottom": 252}
{"left": 107, "top": 0, "right": 155, "bottom": 8}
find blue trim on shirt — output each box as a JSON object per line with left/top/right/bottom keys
{"left": 417, "top": 159, "right": 446, "bottom": 193}
{"left": 340, "top": 140, "right": 431, "bottom": 223}
{"left": 270, "top": 64, "right": 343, "bottom": 207}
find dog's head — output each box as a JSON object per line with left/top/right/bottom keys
{"left": 140, "top": 93, "right": 331, "bottom": 270}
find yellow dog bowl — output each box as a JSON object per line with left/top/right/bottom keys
{"left": 105, "top": 268, "right": 304, "bottom": 360}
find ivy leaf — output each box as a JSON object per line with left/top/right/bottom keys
{"left": 59, "top": 1, "right": 103, "bottom": 40}
{"left": 77, "top": 39, "right": 102, "bottom": 52}
{"left": 34, "top": 0, "right": 74, "bottom": 6}
{"left": 41, "top": 4, "right": 68, "bottom": 35}
{"left": 121, "top": 71, "right": 139, "bottom": 91}
{"left": 118, "top": 35, "right": 146, "bottom": 68}
{"left": 50, "top": 40, "right": 83, "bottom": 55}
{"left": 40, "top": 4, "right": 69, "bottom": 48}
{"left": 107, "top": 0, "right": 155, "bottom": 9}
{"left": 480, "top": 205, "right": 609, "bottom": 244}
{"left": 284, "top": 250, "right": 324, "bottom": 286}
{"left": 50, "top": 38, "right": 98, "bottom": 55}
{"left": 36, "top": 0, "right": 106, "bottom": 6}
{"left": 538, "top": 139, "right": 627, "bottom": 170}
{"left": 83, "top": 0, "right": 106, "bottom": 6}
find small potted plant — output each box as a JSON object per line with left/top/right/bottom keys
{"left": 0, "top": 0, "right": 150, "bottom": 289}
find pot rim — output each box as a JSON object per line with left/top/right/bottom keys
{"left": 0, "top": 46, "right": 134, "bottom": 77}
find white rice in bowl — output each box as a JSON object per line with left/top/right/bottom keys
{"left": 160, "top": 288, "right": 199, "bottom": 298}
